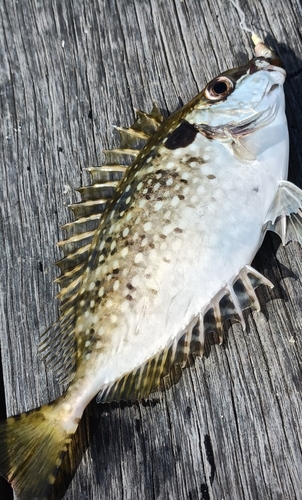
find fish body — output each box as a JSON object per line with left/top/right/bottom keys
{"left": 0, "top": 34, "right": 301, "bottom": 500}
{"left": 61, "top": 45, "right": 288, "bottom": 411}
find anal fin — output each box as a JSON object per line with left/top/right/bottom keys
{"left": 96, "top": 265, "right": 272, "bottom": 403}
{"left": 203, "top": 265, "right": 273, "bottom": 341}
{"left": 39, "top": 306, "right": 77, "bottom": 384}
{"left": 96, "top": 316, "right": 200, "bottom": 404}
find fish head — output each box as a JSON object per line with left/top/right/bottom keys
{"left": 185, "top": 38, "right": 286, "bottom": 144}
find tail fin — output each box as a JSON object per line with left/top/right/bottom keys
{"left": 0, "top": 400, "right": 78, "bottom": 500}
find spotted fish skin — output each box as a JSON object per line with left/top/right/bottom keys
{"left": 1, "top": 35, "right": 302, "bottom": 500}
{"left": 66, "top": 54, "right": 288, "bottom": 408}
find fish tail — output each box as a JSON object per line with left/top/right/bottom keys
{"left": 0, "top": 398, "right": 78, "bottom": 500}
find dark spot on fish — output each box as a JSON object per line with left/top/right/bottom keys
{"left": 178, "top": 194, "right": 185, "bottom": 200}
{"left": 110, "top": 248, "right": 117, "bottom": 256}
{"left": 159, "top": 234, "right": 166, "bottom": 239}
{"left": 145, "top": 194, "right": 151, "bottom": 200}
{"left": 188, "top": 156, "right": 206, "bottom": 164}
{"left": 39, "top": 261, "right": 43, "bottom": 272}
{"left": 127, "top": 283, "right": 135, "bottom": 290}
{"left": 207, "top": 174, "right": 216, "bottom": 179}
{"left": 180, "top": 178, "right": 188, "bottom": 184}
{"left": 253, "top": 187, "right": 259, "bottom": 193}
{"left": 113, "top": 268, "right": 119, "bottom": 274}
{"left": 156, "top": 169, "right": 165, "bottom": 175}
{"left": 90, "top": 328, "right": 95, "bottom": 335}
{"left": 58, "top": 146, "right": 63, "bottom": 153}
{"left": 96, "top": 280, "right": 101, "bottom": 286}
{"left": 106, "top": 237, "right": 112, "bottom": 243}
{"left": 126, "top": 294, "right": 133, "bottom": 300}
{"left": 174, "top": 227, "right": 183, "bottom": 233}
{"left": 149, "top": 243, "right": 155, "bottom": 249}
{"left": 103, "top": 249, "right": 108, "bottom": 257}
{"left": 165, "top": 120, "right": 198, "bottom": 150}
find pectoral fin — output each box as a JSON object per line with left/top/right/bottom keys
{"left": 265, "top": 180, "right": 302, "bottom": 244}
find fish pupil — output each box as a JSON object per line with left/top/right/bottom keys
{"left": 213, "top": 81, "right": 227, "bottom": 95}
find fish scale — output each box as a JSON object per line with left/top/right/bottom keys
{"left": 1, "top": 31, "right": 302, "bottom": 500}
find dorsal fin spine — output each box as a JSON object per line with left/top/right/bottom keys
{"left": 103, "top": 148, "right": 139, "bottom": 157}
{"left": 57, "top": 230, "right": 95, "bottom": 247}
{"left": 41, "top": 103, "right": 165, "bottom": 386}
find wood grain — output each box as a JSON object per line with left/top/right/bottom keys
{"left": 0, "top": 0, "right": 302, "bottom": 499}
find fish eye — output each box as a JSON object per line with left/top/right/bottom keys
{"left": 205, "top": 77, "right": 234, "bottom": 101}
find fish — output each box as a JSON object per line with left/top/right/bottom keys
{"left": 1, "top": 30, "right": 302, "bottom": 500}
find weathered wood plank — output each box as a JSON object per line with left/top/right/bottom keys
{"left": 0, "top": 0, "right": 302, "bottom": 499}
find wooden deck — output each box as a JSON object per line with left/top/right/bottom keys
{"left": 1, "top": 0, "right": 302, "bottom": 498}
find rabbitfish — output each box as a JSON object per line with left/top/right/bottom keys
{"left": 1, "top": 32, "right": 302, "bottom": 500}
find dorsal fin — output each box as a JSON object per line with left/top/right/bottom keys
{"left": 96, "top": 265, "right": 273, "bottom": 403}
{"left": 39, "top": 305, "right": 77, "bottom": 384}
{"left": 132, "top": 102, "right": 164, "bottom": 135}
{"left": 55, "top": 103, "right": 164, "bottom": 314}
{"left": 40, "top": 103, "right": 164, "bottom": 383}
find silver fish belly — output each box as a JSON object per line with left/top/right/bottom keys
{"left": 1, "top": 33, "right": 302, "bottom": 500}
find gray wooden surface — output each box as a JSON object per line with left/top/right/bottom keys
{"left": 1, "top": 1, "right": 302, "bottom": 499}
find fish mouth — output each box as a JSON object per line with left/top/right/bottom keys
{"left": 250, "top": 59, "right": 286, "bottom": 84}
{"left": 226, "top": 102, "right": 279, "bottom": 137}
{"left": 196, "top": 101, "right": 280, "bottom": 140}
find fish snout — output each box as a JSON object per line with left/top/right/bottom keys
{"left": 252, "top": 34, "right": 285, "bottom": 83}
{"left": 264, "top": 65, "right": 286, "bottom": 86}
